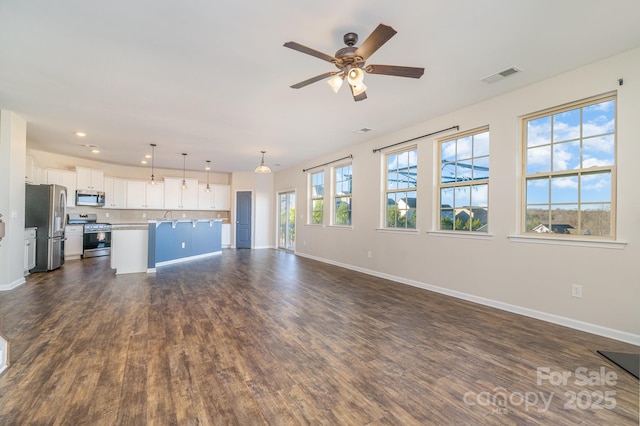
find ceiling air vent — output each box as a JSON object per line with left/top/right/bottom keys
{"left": 481, "top": 66, "right": 521, "bottom": 83}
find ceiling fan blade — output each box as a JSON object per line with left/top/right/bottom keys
{"left": 290, "top": 71, "right": 339, "bottom": 89}
{"left": 349, "top": 85, "right": 367, "bottom": 102}
{"left": 365, "top": 64, "right": 425, "bottom": 79}
{"left": 354, "top": 24, "right": 397, "bottom": 61}
{"left": 283, "top": 41, "right": 337, "bottom": 63}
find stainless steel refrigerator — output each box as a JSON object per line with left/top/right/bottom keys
{"left": 25, "top": 184, "right": 67, "bottom": 272}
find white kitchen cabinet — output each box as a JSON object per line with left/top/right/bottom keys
{"left": 164, "top": 178, "right": 198, "bottom": 210}
{"left": 76, "top": 167, "right": 104, "bottom": 191}
{"left": 103, "top": 177, "right": 127, "bottom": 209}
{"left": 126, "top": 180, "right": 164, "bottom": 209}
{"left": 24, "top": 228, "right": 37, "bottom": 274}
{"left": 65, "top": 225, "right": 84, "bottom": 259}
{"left": 221, "top": 223, "right": 231, "bottom": 247}
{"left": 25, "top": 156, "right": 35, "bottom": 183}
{"left": 145, "top": 181, "right": 164, "bottom": 209}
{"left": 46, "top": 169, "right": 76, "bottom": 208}
{"left": 198, "top": 184, "right": 230, "bottom": 210}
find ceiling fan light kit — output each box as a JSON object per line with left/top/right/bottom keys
{"left": 284, "top": 23, "right": 424, "bottom": 102}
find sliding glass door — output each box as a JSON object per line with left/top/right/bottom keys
{"left": 278, "top": 191, "right": 295, "bottom": 251}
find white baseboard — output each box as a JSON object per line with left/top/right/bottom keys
{"left": 295, "top": 252, "right": 640, "bottom": 346}
{"left": 0, "top": 277, "right": 25, "bottom": 292}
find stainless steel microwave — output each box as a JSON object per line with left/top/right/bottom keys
{"left": 76, "top": 190, "right": 105, "bottom": 207}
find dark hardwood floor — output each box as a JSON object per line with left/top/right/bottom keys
{"left": 0, "top": 249, "right": 638, "bottom": 425}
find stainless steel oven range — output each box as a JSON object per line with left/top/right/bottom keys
{"left": 67, "top": 213, "right": 112, "bottom": 258}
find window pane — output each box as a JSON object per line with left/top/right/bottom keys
{"left": 471, "top": 184, "right": 488, "bottom": 208}
{"left": 580, "top": 171, "right": 611, "bottom": 203}
{"left": 440, "top": 209, "right": 454, "bottom": 230}
{"left": 582, "top": 135, "right": 614, "bottom": 167}
{"left": 455, "top": 161, "right": 472, "bottom": 182}
{"left": 441, "top": 162, "right": 455, "bottom": 184}
{"left": 550, "top": 205, "right": 578, "bottom": 234}
{"left": 526, "top": 207, "right": 549, "bottom": 232}
{"left": 580, "top": 204, "right": 611, "bottom": 237}
{"left": 454, "top": 187, "right": 470, "bottom": 209}
{"left": 553, "top": 108, "right": 580, "bottom": 142}
{"left": 473, "top": 156, "right": 489, "bottom": 180}
{"left": 551, "top": 175, "right": 578, "bottom": 203}
{"left": 335, "top": 197, "right": 351, "bottom": 225}
{"left": 552, "top": 141, "right": 580, "bottom": 172}
{"left": 473, "top": 131, "right": 490, "bottom": 157}
{"left": 311, "top": 200, "right": 323, "bottom": 224}
{"left": 527, "top": 145, "right": 551, "bottom": 174}
{"left": 526, "top": 177, "right": 549, "bottom": 205}
{"left": 527, "top": 116, "right": 551, "bottom": 147}
{"left": 582, "top": 100, "right": 615, "bottom": 137}
{"left": 457, "top": 136, "right": 473, "bottom": 160}
{"left": 441, "top": 140, "right": 456, "bottom": 162}
{"left": 440, "top": 187, "right": 453, "bottom": 208}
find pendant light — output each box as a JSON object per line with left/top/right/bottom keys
{"left": 254, "top": 150, "right": 272, "bottom": 173}
{"left": 181, "top": 153, "right": 188, "bottom": 190}
{"left": 149, "top": 143, "right": 157, "bottom": 185}
{"left": 205, "top": 160, "right": 211, "bottom": 192}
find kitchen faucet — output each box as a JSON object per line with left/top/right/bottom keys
{"left": 163, "top": 210, "right": 173, "bottom": 219}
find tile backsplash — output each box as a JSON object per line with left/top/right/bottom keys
{"left": 67, "top": 207, "right": 230, "bottom": 224}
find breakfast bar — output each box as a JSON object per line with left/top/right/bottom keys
{"left": 110, "top": 219, "right": 222, "bottom": 274}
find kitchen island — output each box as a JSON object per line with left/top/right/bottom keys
{"left": 110, "top": 219, "right": 222, "bottom": 274}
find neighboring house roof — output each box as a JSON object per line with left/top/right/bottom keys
{"left": 531, "top": 223, "right": 575, "bottom": 234}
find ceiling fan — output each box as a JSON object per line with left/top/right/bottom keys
{"left": 284, "top": 23, "right": 424, "bottom": 102}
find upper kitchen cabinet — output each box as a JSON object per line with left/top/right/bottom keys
{"left": 46, "top": 169, "right": 76, "bottom": 208}
{"left": 103, "top": 177, "right": 127, "bottom": 209}
{"left": 198, "top": 184, "right": 230, "bottom": 210}
{"left": 164, "top": 178, "right": 198, "bottom": 210}
{"left": 76, "top": 167, "right": 104, "bottom": 191}
{"left": 126, "top": 180, "right": 164, "bottom": 209}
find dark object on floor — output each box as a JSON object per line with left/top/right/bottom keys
{"left": 597, "top": 351, "right": 639, "bottom": 379}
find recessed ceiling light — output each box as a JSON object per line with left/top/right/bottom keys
{"left": 145, "top": 154, "right": 152, "bottom": 159}
{"left": 354, "top": 127, "right": 373, "bottom": 134}
{"left": 141, "top": 160, "right": 148, "bottom": 164}
{"left": 91, "top": 149, "right": 100, "bottom": 154}
{"left": 76, "top": 132, "right": 87, "bottom": 137}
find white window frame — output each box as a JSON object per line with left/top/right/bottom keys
{"left": 437, "top": 127, "right": 490, "bottom": 233}
{"left": 308, "top": 170, "right": 324, "bottom": 225}
{"left": 384, "top": 146, "right": 418, "bottom": 230}
{"left": 521, "top": 93, "right": 616, "bottom": 240}
{"left": 331, "top": 162, "right": 353, "bottom": 226}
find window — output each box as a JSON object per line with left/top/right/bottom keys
{"left": 309, "top": 171, "right": 324, "bottom": 224}
{"left": 333, "top": 164, "right": 352, "bottom": 225}
{"left": 438, "top": 128, "right": 490, "bottom": 232}
{"left": 523, "top": 94, "right": 615, "bottom": 238}
{"left": 385, "top": 147, "right": 417, "bottom": 229}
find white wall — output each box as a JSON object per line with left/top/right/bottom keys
{"left": 274, "top": 48, "right": 640, "bottom": 344}
{"left": 0, "top": 110, "right": 27, "bottom": 291}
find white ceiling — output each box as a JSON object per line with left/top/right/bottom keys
{"left": 1, "top": 1, "right": 640, "bottom": 173}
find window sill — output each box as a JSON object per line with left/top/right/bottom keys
{"left": 376, "top": 228, "right": 420, "bottom": 235}
{"left": 508, "top": 234, "right": 627, "bottom": 250}
{"left": 427, "top": 231, "right": 494, "bottom": 240}
{"left": 327, "top": 225, "right": 353, "bottom": 230}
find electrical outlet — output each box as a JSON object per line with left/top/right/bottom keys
{"left": 571, "top": 284, "right": 583, "bottom": 298}
{"left": 142, "top": 213, "right": 146, "bottom": 218}
{"left": 367, "top": 250, "right": 372, "bottom": 258}
{"left": 181, "top": 242, "right": 186, "bottom": 249}
{"left": 182, "top": 213, "right": 186, "bottom": 218}
{"left": 105, "top": 212, "right": 109, "bottom": 218}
